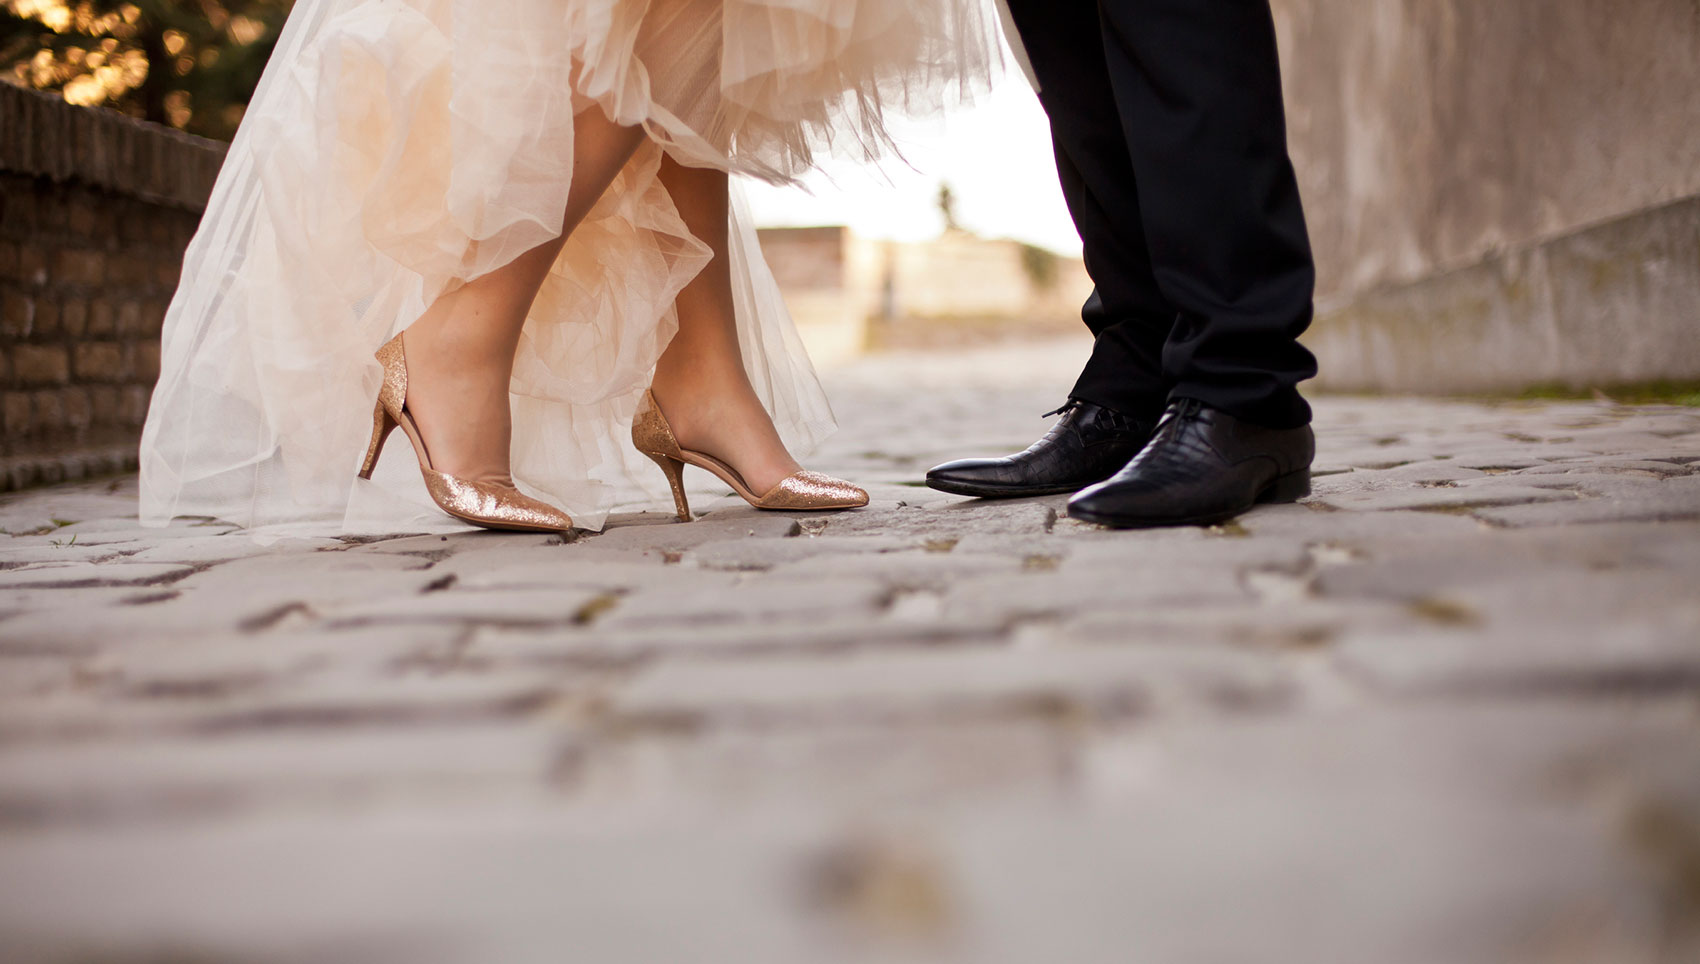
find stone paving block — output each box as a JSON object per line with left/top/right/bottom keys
{"left": 471, "top": 612, "right": 1009, "bottom": 666}
{"left": 945, "top": 530, "right": 1089, "bottom": 559}
{"left": 586, "top": 510, "right": 804, "bottom": 552}
{"left": 344, "top": 530, "right": 568, "bottom": 557}
{"left": 421, "top": 540, "right": 667, "bottom": 580}
{"left": 1, "top": 561, "right": 445, "bottom": 654}
{"left": 187, "top": 665, "right": 573, "bottom": 726}
{"left": 1337, "top": 620, "right": 1700, "bottom": 695}
{"left": 325, "top": 587, "right": 611, "bottom": 629}
{"left": 0, "top": 562, "right": 192, "bottom": 589}
{"left": 1334, "top": 569, "right": 1700, "bottom": 691}
{"left": 1370, "top": 461, "right": 1491, "bottom": 483}
{"left": 599, "top": 576, "right": 890, "bottom": 630}
{"left": 686, "top": 534, "right": 912, "bottom": 572}
{"left": 1311, "top": 482, "right": 1580, "bottom": 513}
{"left": 1081, "top": 701, "right": 1700, "bottom": 804}
{"left": 1475, "top": 473, "right": 1670, "bottom": 498}
{"left": 1515, "top": 458, "right": 1694, "bottom": 477}
{"left": 0, "top": 654, "right": 86, "bottom": 700}
{"left": 0, "top": 667, "right": 568, "bottom": 747}
{"left": 1021, "top": 598, "right": 1414, "bottom": 652}
{"left": 0, "top": 542, "right": 131, "bottom": 566}
{"left": 1475, "top": 477, "right": 1700, "bottom": 527}
{"left": 0, "top": 723, "right": 567, "bottom": 830}
{"left": 170, "top": 551, "right": 434, "bottom": 598}
{"left": 1057, "top": 534, "right": 1314, "bottom": 575}
{"left": 1318, "top": 445, "right": 1452, "bottom": 472}
{"left": 0, "top": 585, "right": 158, "bottom": 620}
{"left": 613, "top": 643, "right": 1294, "bottom": 727}
{"left": 0, "top": 588, "right": 308, "bottom": 653}
{"left": 1445, "top": 454, "right": 1551, "bottom": 471}
{"left": 0, "top": 816, "right": 842, "bottom": 964}
{"left": 946, "top": 799, "right": 1656, "bottom": 964}
{"left": 1238, "top": 504, "right": 1485, "bottom": 541}
{"left": 121, "top": 535, "right": 341, "bottom": 565}
{"left": 817, "top": 498, "right": 1060, "bottom": 540}
{"left": 563, "top": 718, "right": 1072, "bottom": 814}
{"left": 0, "top": 533, "right": 140, "bottom": 554}
{"left": 451, "top": 557, "right": 737, "bottom": 593}
{"left": 0, "top": 508, "right": 101, "bottom": 537}
{"left": 767, "top": 549, "right": 1024, "bottom": 591}
{"left": 1310, "top": 529, "right": 1649, "bottom": 604}
{"left": 943, "top": 566, "right": 1251, "bottom": 625}
{"left": 1063, "top": 704, "right": 1696, "bottom": 963}
{"left": 72, "top": 625, "right": 466, "bottom": 701}
{"left": 36, "top": 519, "right": 239, "bottom": 545}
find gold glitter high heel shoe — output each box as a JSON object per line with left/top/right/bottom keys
{"left": 631, "top": 388, "right": 868, "bottom": 522}
{"left": 357, "top": 332, "right": 575, "bottom": 534}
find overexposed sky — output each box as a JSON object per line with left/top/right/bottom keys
{"left": 742, "top": 74, "right": 1084, "bottom": 257}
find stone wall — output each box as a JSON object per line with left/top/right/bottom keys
{"left": 0, "top": 85, "right": 224, "bottom": 492}
{"left": 1272, "top": 0, "right": 1700, "bottom": 393}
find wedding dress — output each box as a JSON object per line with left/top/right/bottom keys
{"left": 138, "top": 0, "right": 999, "bottom": 533}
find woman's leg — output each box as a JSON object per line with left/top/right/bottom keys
{"left": 649, "top": 156, "right": 802, "bottom": 494}
{"left": 400, "top": 107, "right": 648, "bottom": 482}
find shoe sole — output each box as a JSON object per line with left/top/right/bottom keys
{"left": 924, "top": 478, "right": 1097, "bottom": 499}
{"left": 1066, "top": 469, "right": 1312, "bottom": 530}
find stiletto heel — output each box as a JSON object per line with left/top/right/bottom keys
{"left": 630, "top": 388, "right": 867, "bottom": 518}
{"left": 643, "top": 451, "right": 692, "bottom": 522}
{"left": 358, "top": 400, "right": 398, "bottom": 481}
{"left": 360, "top": 332, "right": 575, "bottom": 533}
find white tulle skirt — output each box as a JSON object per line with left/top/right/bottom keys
{"left": 138, "top": 0, "right": 998, "bottom": 533}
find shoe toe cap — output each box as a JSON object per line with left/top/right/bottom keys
{"left": 1067, "top": 475, "right": 1165, "bottom": 520}
{"left": 925, "top": 458, "right": 1000, "bottom": 483}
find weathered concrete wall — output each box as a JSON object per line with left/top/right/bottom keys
{"left": 1309, "top": 195, "right": 1700, "bottom": 394}
{"left": 0, "top": 85, "right": 225, "bottom": 491}
{"left": 1272, "top": 0, "right": 1700, "bottom": 392}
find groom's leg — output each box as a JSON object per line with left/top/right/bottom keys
{"left": 1065, "top": 0, "right": 1317, "bottom": 529}
{"left": 1097, "top": 0, "right": 1318, "bottom": 429}
{"left": 1004, "top": 0, "right": 1172, "bottom": 419}
{"left": 924, "top": 0, "right": 1181, "bottom": 499}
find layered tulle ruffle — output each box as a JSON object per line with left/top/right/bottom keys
{"left": 139, "top": 0, "right": 998, "bottom": 532}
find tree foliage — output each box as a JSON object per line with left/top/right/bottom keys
{"left": 1, "top": 0, "right": 292, "bottom": 140}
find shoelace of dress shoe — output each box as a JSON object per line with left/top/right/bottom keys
{"left": 1043, "top": 399, "right": 1156, "bottom": 441}
{"left": 1156, "top": 398, "right": 1207, "bottom": 431}
{"left": 1135, "top": 399, "right": 1223, "bottom": 475}
{"left": 1144, "top": 398, "right": 1205, "bottom": 446}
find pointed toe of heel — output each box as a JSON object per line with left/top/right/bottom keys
{"left": 631, "top": 388, "right": 868, "bottom": 519}
{"left": 755, "top": 471, "right": 868, "bottom": 511}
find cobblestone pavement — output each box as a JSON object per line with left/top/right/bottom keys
{"left": 3, "top": 339, "right": 1699, "bottom": 964}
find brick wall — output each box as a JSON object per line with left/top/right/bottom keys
{"left": 0, "top": 85, "right": 224, "bottom": 492}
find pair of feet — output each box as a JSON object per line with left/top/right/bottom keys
{"left": 399, "top": 322, "right": 808, "bottom": 499}
{"left": 925, "top": 398, "right": 1315, "bottom": 528}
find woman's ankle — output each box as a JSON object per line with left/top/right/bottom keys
{"left": 648, "top": 373, "right": 799, "bottom": 489}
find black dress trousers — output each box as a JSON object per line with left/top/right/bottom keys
{"left": 1005, "top": 0, "right": 1319, "bottom": 429}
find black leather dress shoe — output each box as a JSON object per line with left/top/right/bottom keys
{"left": 926, "top": 400, "right": 1156, "bottom": 499}
{"left": 1067, "top": 399, "right": 1313, "bottom": 528}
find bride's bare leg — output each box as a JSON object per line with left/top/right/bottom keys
{"left": 400, "top": 108, "right": 646, "bottom": 481}
{"left": 649, "top": 157, "right": 802, "bottom": 493}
